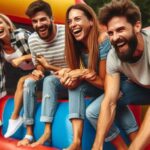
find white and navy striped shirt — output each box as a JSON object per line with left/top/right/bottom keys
{"left": 28, "top": 24, "right": 67, "bottom": 70}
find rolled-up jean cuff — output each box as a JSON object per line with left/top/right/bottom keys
{"left": 125, "top": 126, "right": 138, "bottom": 134}
{"left": 24, "top": 118, "right": 34, "bottom": 125}
{"left": 40, "top": 116, "right": 53, "bottom": 123}
{"left": 105, "top": 130, "right": 120, "bottom": 142}
{"left": 69, "top": 113, "right": 84, "bottom": 120}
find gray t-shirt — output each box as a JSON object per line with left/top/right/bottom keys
{"left": 107, "top": 30, "right": 150, "bottom": 88}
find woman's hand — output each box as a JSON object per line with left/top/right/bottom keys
{"left": 81, "top": 69, "right": 97, "bottom": 81}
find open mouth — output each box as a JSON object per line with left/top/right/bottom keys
{"left": 73, "top": 28, "right": 82, "bottom": 36}
{"left": 0, "top": 29, "right": 4, "bottom": 34}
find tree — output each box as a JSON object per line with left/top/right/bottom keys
{"left": 85, "top": 0, "right": 150, "bottom": 27}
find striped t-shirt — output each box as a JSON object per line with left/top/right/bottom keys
{"left": 28, "top": 24, "right": 67, "bottom": 69}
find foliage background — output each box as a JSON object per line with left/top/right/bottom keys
{"left": 85, "top": 0, "right": 150, "bottom": 27}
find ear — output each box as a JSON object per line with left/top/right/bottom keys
{"left": 134, "top": 21, "right": 142, "bottom": 33}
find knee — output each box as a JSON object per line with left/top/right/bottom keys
{"left": 86, "top": 105, "right": 94, "bottom": 120}
{"left": 44, "top": 76, "right": 57, "bottom": 85}
{"left": 24, "top": 78, "right": 36, "bottom": 88}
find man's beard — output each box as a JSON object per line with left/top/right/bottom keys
{"left": 36, "top": 23, "right": 53, "bottom": 40}
{"left": 113, "top": 33, "right": 139, "bottom": 63}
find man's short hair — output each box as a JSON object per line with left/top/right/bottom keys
{"left": 98, "top": 0, "right": 141, "bottom": 26}
{"left": 26, "top": 0, "right": 52, "bottom": 18}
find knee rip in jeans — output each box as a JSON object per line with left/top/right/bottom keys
{"left": 44, "top": 95, "right": 51, "bottom": 100}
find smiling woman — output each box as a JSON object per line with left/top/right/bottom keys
{"left": 0, "top": 0, "right": 84, "bottom": 24}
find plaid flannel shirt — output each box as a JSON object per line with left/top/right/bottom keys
{"left": 0, "top": 28, "right": 31, "bottom": 98}
{"left": 0, "top": 56, "right": 6, "bottom": 98}
{"left": 10, "top": 28, "right": 31, "bottom": 55}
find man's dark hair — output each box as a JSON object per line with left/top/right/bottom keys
{"left": 26, "top": 0, "right": 52, "bottom": 18}
{"left": 98, "top": 0, "right": 141, "bottom": 26}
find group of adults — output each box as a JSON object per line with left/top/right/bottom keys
{"left": 0, "top": 0, "right": 150, "bottom": 150}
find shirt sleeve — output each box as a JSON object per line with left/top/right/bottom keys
{"left": 99, "top": 38, "right": 111, "bottom": 60}
{"left": 11, "top": 28, "right": 31, "bottom": 55}
{"left": 106, "top": 48, "right": 119, "bottom": 75}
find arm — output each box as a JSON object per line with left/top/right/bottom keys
{"left": 11, "top": 54, "right": 32, "bottom": 67}
{"left": 82, "top": 59, "right": 106, "bottom": 89}
{"left": 36, "top": 55, "right": 61, "bottom": 72}
{"left": 92, "top": 73, "right": 120, "bottom": 150}
{"left": 129, "top": 106, "right": 150, "bottom": 150}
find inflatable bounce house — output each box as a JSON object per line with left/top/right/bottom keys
{"left": 0, "top": 0, "right": 149, "bottom": 150}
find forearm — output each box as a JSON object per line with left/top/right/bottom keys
{"left": 46, "top": 64, "right": 61, "bottom": 72}
{"left": 85, "top": 75, "right": 104, "bottom": 89}
{"left": 93, "top": 99, "right": 117, "bottom": 149}
{"left": 22, "top": 54, "right": 32, "bottom": 61}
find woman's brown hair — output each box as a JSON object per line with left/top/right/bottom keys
{"left": 65, "top": 3, "right": 99, "bottom": 71}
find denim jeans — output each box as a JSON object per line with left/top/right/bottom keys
{"left": 23, "top": 78, "right": 38, "bottom": 125}
{"left": 69, "top": 81, "right": 103, "bottom": 119}
{"left": 23, "top": 75, "right": 67, "bottom": 125}
{"left": 40, "top": 75, "right": 67, "bottom": 123}
{"left": 86, "top": 94, "right": 138, "bottom": 142}
{"left": 119, "top": 80, "right": 150, "bottom": 105}
{"left": 86, "top": 80, "right": 145, "bottom": 142}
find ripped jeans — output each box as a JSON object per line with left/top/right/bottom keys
{"left": 23, "top": 75, "right": 67, "bottom": 125}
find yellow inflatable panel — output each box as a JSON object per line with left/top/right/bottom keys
{"left": 0, "top": 0, "right": 84, "bottom": 24}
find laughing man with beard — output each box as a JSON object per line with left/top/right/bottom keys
{"left": 17, "top": 0, "right": 68, "bottom": 147}
{"left": 89, "top": 0, "right": 150, "bottom": 150}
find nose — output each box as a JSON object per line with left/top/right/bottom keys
{"left": 36, "top": 21, "right": 43, "bottom": 28}
{"left": 112, "top": 32, "right": 119, "bottom": 42}
{"left": 69, "top": 20, "right": 76, "bottom": 28}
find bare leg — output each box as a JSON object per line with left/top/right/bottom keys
{"left": 31, "top": 123, "right": 51, "bottom": 147}
{"left": 129, "top": 107, "right": 150, "bottom": 150}
{"left": 17, "top": 125, "right": 33, "bottom": 146}
{"left": 65, "top": 119, "right": 83, "bottom": 150}
{"left": 11, "top": 75, "right": 31, "bottom": 119}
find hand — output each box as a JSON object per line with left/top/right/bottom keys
{"left": 31, "top": 69, "right": 44, "bottom": 80}
{"left": 61, "top": 75, "right": 80, "bottom": 89}
{"left": 55, "top": 68, "right": 71, "bottom": 78}
{"left": 36, "top": 55, "right": 49, "bottom": 69}
{"left": 81, "top": 69, "right": 97, "bottom": 80}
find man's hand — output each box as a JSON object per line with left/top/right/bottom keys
{"left": 36, "top": 55, "right": 49, "bottom": 69}
{"left": 31, "top": 69, "right": 44, "bottom": 80}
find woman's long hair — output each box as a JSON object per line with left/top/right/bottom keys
{"left": 65, "top": 3, "right": 99, "bottom": 71}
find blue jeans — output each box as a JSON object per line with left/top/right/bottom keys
{"left": 69, "top": 81, "right": 103, "bottom": 119}
{"left": 86, "top": 95, "right": 138, "bottom": 142}
{"left": 40, "top": 75, "right": 67, "bottom": 122}
{"left": 23, "top": 75, "right": 67, "bottom": 125}
{"left": 86, "top": 80, "right": 144, "bottom": 142}
{"left": 119, "top": 81, "right": 150, "bottom": 105}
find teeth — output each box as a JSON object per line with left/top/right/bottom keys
{"left": 117, "top": 42, "right": 125, "bottom": 47}
{"left": 73, "top": 29, "right": 81, "bottom": 34}
{"left": 0, "top": 29, "right": 4, "bottom": 33}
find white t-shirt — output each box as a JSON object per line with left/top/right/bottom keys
{"left": 107, "top": 30, "right": 150, "bottom": 88}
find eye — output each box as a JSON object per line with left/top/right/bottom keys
{"left": 108, "top": 31, "right": 113, "bottom": 37}
{"left": 67, "top": 19, "right": 72, "bottom": 25}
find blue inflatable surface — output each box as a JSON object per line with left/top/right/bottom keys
{"left": 2, "top": 98, "right": 116, "bottom": 150}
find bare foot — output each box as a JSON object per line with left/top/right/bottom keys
{"left": 30, "top": 131, "right": 50, "bottom": 147}
{"left": 17, "top": 138, "right": 32, "bottom": 146}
